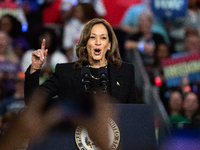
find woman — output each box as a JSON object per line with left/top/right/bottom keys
{"left": 25, "top": 18, "right": 136, "bottom": 105}
{"left": 167, "top": 91, "right": 183, "bottom": 117}
{"left": 0, "top": 14, "right": 30, "bottom": 59}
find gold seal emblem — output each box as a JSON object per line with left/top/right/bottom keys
{"left": 75, "top": 118, "right": 120, "bottom": 150}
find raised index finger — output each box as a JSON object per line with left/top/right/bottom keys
{"left": 41, "top": 39, "right": 46, "bottom": 51}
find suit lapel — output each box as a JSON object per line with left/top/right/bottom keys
{"left": 108, "top": 64, "right": 124, "bottom": 99}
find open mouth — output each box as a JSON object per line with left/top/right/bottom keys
{"left": 94, "top": 49, "right": 101, "bottom": 55}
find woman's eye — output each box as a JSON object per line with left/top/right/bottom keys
{"left": 101, "top": 37, "right": 106, "bottom": 39}
{"left": 90, "top": 36, "right": 95, "bottom": 39}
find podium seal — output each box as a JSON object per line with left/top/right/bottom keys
{"left": 75, "top": 118, "right": 120, "bottom": 150}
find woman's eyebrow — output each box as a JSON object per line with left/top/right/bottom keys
{"left": 91, "top": 33, "right": 107, "bottom": 36}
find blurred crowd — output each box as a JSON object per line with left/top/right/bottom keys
{"left": 121, "top": 0, "right": 200, "bottom": 132}
{"left": 0, "top": 0, "right": 200, "bottom": 147}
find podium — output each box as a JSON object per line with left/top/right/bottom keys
{"left": 27, "top": 104, "right": 157, "bottom": 150}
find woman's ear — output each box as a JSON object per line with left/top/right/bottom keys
{"left": 108, "top": 42, "right": 111, "bottom": 50}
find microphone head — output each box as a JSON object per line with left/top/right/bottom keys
{"left": 81, "top": 66, "right": 91, "bottom": 85}
{"left": 81, "top": 66, "right": 90, "bottom": 77}
{"left": 98, "top": 66, "right": 108, "bottom": 77}
{"left": 98, "top": 67, "right": 109, "bottom": 85}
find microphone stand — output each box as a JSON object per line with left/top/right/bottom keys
{"left": 81, "top": 66, "right": 91, "bottom": 93}
{"left": 98, "top": 67, "right": 109, "bottom": 92}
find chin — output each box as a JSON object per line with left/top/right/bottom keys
{"left": 92, "top": 56, "right": 102, "bottom": 61}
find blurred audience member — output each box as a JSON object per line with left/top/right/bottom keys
{"left": 0, "top": 30, "right": 21, "bottom": 100}
{"left": 183, "top": 92, "right": 199, "bottom": 119}
{"left": 169, "top": 0, "right": 200, "bottom": 53}
{"left": 169, "top": 92, "right": 199, "bottom": 130}
{"left": 148, "top": 43, "right": 170, "bottom": 86}
{"left": 0, "top": 72, "right": 25, "bottom": 135}
{"left": 61, "top": 0, "right": 106, "bottom": 23}
{"left": 124, "top": 11, "right": 165, "bottom": 68}
{"left": 62, "top": 3, "right": 98, "bottom": 62}
{"left": 0, "top": 14, "right": 30, "bottom": 59}
{"left": 167, "top": 91, "right": 183, "bottom": 117}
{"left": 0, "top": 30, "right": 18, "bottom": 63}
{"left": 0, "top": 0, "right": 28, "bottom": 27}
{"left": 183, "top": 33, "right": 200, "bottom": 53}
{"left": 154, "top": 44, "right": 170, "bottom": 72}
{"left": 183, "top": 0, "right": 200, "bottom": 29}
{"left": 21, "top": 26, "right": 67, "bottom": 83}
{"left": 120, "top": 0, "right": 170, "bottom": 45}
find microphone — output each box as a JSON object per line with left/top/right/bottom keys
{"left": 81, "top": 66, "right": 91, "bottom": 93}
{"left": 98, "top": 67, "right": 109, "bottom": 92}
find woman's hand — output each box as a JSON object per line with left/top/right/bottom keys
{"left": 30, "top": 39, "right": 48, "bottom": 73}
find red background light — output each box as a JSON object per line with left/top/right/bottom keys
{"left": 155, "top": 77, "right": 162, "bottom": 86}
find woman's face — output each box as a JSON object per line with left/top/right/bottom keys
{"left": 157, "top": 44, "right": 169, "bottom": 60}
{"left": 139, "top": 14, "right": 152, "bottom": 34}
{"left": 169, "top": 92, "right": 182, "bottom": 111}
{"left": 183, "top": 93, "right": 199, "bottom": 112}
{"left": 185, "top": 35, "right": 200, "bottom": 52}
{"left": 0, "top": 17, "right": 12, "bottom": 34}
{"left": 75, "top": 5, "right": 84, "bottom": 21}
{"left": 86, "top": 24, "right": 111, "bottom": 64}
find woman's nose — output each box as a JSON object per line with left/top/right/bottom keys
{"left": 95, "top": 37, "right": 101, "bottom": 45}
